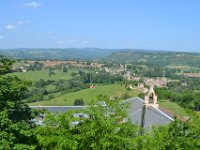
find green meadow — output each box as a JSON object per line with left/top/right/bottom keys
{"left": 13, "top": 61, "right": 26, "bottom": 68}
{"left": 159, "top": 100, "right": 189, "bottom": 117}
{"left": 7, "top": 69, "right": 74, "bottom": 82}
{"left": 28, "top": 84, "right": 139, "bottom": 106}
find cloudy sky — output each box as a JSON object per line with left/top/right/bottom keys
{"left": 0, "top": 0, "right": 200, "bottom": 52}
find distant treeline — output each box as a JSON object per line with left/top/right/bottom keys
{"left": 1, "top": 49, "right": 200, "bottom": 67}
{"left": 108, "top": 51, "right": 200, "bottom": 67}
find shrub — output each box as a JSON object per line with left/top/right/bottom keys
{"left": 73, "top": 98, "right": 84, "bottom": 106}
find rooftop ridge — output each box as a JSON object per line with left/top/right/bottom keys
{"left": 135, "top": 97, "right": 174, "bottom": 121}
{"left": 29, "top": 97, "right": 174, "bottom": 121}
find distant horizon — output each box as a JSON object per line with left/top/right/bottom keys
{"left": 0, "top": 47, "right": 199, "bottom": 53}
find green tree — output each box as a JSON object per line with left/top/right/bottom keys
{"left": 0, "top": 55, "right": 15, "bottom": 75}
{"left": 48, "top": 68, "right": 55, "bottom": 77}
{"left": 143, "top": 114, "right": 200, "bottom": 150}
{"left": 0, "top": 56, "right": 37, "bottom": 149}
{"left": 63, "top": 66, "right": 68, "bottom": 72}
{"left": 35, "top": 79, "right": 46, "bottom": 88}
{"left": 35, "top": 96, "right": 139, "bottom": 149}
{"left": 73, "top": 98, "right": 84, "bottom": 106}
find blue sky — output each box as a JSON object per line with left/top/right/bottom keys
{"left": 0, "top": 0, "right": 200, "bottom": 52}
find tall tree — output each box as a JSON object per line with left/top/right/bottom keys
{"left": 0, "top": 56, "right": 37, "bottom": 149}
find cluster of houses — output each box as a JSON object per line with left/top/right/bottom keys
{"left": 144, "top": 77, "right": 167, "bottom": 87}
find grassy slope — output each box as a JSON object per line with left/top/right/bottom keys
{"left": 7, "top": 69, "right": 74, "bottom": 81}
{"left": 28, "top": 84, "right": 139, "bottom": 106}
{"left": 159, "top": 100, "right": 189, "bottom": 117}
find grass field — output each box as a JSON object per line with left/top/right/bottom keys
{"left": 13, "top": 61, "right": 25, "bottom": 68}
{"left": 46, "top": 85, "right": 57, "bottom": 92}
{"left": 167, "top": 65, "right": 200, "bottom": 74}
{"left": 28, "top": 84, "right": 139, "bottom": 106}
{"left": 159, "top": 100, "right": 189, "bottom": 117}
{"left": 7, "top": 69, "right": 74, "bottom": 82}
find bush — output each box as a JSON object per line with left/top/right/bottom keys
{"left": 73, "top": 98, "right": 84, "bottom": 106}
{"left": 48, "top": 95, "right": 55, "bottom": 100}
{"left": 121, "top": 92, "right": 131, "bottom": 100}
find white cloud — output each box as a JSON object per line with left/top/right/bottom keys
{"left": 23, "top": 2, "right": 41, "bottom": 8}
{"left": 0, "top": 35, "right": 4, "bottom": 39}
{"left": 48, "top": 31, "right": 54, "bottom": 35}
{"left": 16, "top": 20, "right": 29, "bottom": 25}
{"left": 38, "top": 34, "right": 45, "bottom": 38}
{"left": 67, "top": 38, "right": 76, "bottom": 43}
{"left": 6, "top": 24, "right": 17, "bottom": 30}
{"left": 6, "top": 20, "right": 29, "bottom": 30}
{"left": 47, "top": 32, "right": 57, "bottom": 40}
{"left": 57, "top": 39, "right": 75, "bottom": 44}
{"left": 57, "top": 40, "right": 65, "bottom": 44}
{"left": 82, "top": 41, "right": 88, "bottom": 45}
{"left": 51, "top": 36, "right": 57, "bottom": 40}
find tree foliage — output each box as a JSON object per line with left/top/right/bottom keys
{"left": 73, "top": 98, "right": 84, "bottom": 106}
{"left": 0, "top": 56, "right": 37, "bottom": 149}
{"left": 35, "top": 96, "right": 139, "bottom": 149}
{"left": 0, "top": 55, "right": 15, "bottom": 75}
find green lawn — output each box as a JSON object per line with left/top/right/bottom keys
{"left": 7, "top": 69, "right": 74, "bottom": 82}
{"left": 28, "top": 84, "right": 139, "bottom": 106}
{"left": 159, "top": 100, "right": 189, "bottom": 117}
